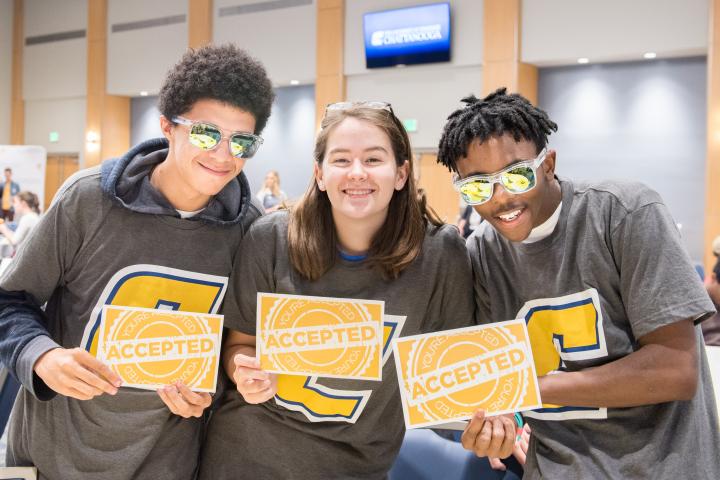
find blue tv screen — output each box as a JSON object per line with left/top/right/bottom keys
{"left": 364, "top": 2, "right": 451, "bottom": 69}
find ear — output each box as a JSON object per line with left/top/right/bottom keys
{"left": 314, "top": 162, "right": 325, "bottom": 191}
{"left": 159, "top": 115, "right": 174, "bottom": 141}
{"left": 542, "top": 149, "right": 557, "bottom": 180}
{"left": 395, "top": 160, "right": 410, "bottom": 190}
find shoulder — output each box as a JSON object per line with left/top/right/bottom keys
{"left": 246, "top": 210, "right": 289, "bottom": 239}
{"left": 423, "top": 223, "right": 467, "bottom": 256}
{"left": 569, "top": 179, "right": 663, "bottom": 214}
{"left": 51, "top": 166, "right": 106, "bottom": 209}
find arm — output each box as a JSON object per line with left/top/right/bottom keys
{"left": 538, "top": 318, "right": 698, "bottom": 407}
{"left": 0, "top": 188, "right": 121, "bottom": 401}
{"left": 539, "top": 198, "right": 713, "bottom": 408}
{"left": 223, "top": 329, "right": 277, "bottom": 403}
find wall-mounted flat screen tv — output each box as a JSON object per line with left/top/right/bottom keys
{"left": 363, "top": 2, "right": 451, "bottom": 69}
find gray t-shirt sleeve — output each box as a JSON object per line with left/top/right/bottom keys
{"left": 421, "top": 227, "right": 476, "bottom": 332}
{"left": 611, "top": 201, "right": 715, "bottom": 339}
{"left": 466, "top": 234, "right": 492, "bottom": 325}
{"left": 0, "top": 195, "right": 82, "bottom": 397}
{"left": 222, "top": 219, "right": 276, "bottom": 336}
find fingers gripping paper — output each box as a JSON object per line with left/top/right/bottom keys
{"left": 257, "top": 293, "right": 384, "bottom": 380}
{"left": 97, "top": 306, "right": 223, "bottom": 392}
{"left": 393, "top": 319, "right": 542, "bottom": 429}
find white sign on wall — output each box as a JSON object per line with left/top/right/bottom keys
{"left": 0, "top": 145, "right": 47, "bottom": 210}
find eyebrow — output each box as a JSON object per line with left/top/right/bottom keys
{"left": 327, "top": 146, "right": 390, "bottom": 155}
{"left": 464, "top": 157, "right": 534, "bottom": 177}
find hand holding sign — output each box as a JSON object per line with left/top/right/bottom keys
{"left": 233, "top": 353, "right": 278, "bottom": 404}
{"left": 157, "top": 381, "right": 212, "bottom": 418}
{"left": 34, "top": 347, "right": 122, "bottom": 400}
{"left": 461, "top": 411, "right": 516, "bottom": 459}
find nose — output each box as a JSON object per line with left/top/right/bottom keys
{"left": 210, "top": 137, "right": 235, "bottom": 162}
{"left": 489, "top": 181, "right": 515, "bottom": 204}
{"left": 348, "top": 158, "right": 368, "bottom": 180}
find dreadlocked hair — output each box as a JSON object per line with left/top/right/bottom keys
{"left": 437, "top": 88, "right": 558, "bottom": 172}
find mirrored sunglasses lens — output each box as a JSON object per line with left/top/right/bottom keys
{"left": 502, "top": 167, "right": 535, "bottom": 193}
{"left": 230, "top": 135, "right": 257, "bottom": 158}
{"left": 189, "top": 123, "right": 221, "bottom": 150}
{"left": 460, "top": 180, "right": 493, "bottom": 204}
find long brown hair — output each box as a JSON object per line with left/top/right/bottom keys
{"left": 288, "top": 105, "right": 442, "bottom": 281}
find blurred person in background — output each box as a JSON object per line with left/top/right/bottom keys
{"left": 0, "top": 191, "right": 41, "bottom": 256}
{"left": 256, "top": 169, "right": 287, "bottom": 211}
{"left": 0, "top": 168, "right": 21, "bottom": 221}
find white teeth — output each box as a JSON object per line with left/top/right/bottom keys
{"left": 498, "top": 209, "right": 522, "bottom": 221}
{"left": 345, "top": 189, "right": 372, "bottom": 195}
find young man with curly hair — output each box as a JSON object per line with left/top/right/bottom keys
{"left": 0, "top": 44, "right": 274, "bottom": 479}
{"left": 438, "top": 88, "right": 719, "bottom": 479}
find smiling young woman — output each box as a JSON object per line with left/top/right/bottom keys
{"left": 288, "top": 104, "right": 439, "bottom": 280}
{"left": 198, "top": 103, "right": 517, "bottom": 479}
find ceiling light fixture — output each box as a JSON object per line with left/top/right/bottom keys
{"left": 577, "top": 58, "right": 589, "bottom": 64}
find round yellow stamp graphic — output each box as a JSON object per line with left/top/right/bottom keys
{"left": 395, "top": 321, "right": 540, "bottom": 427}
{"left": 258, "top": 294, "right": 383, "bottom": 380}
{"left": 99, "top": 306, "right": 222, "bottom": 392}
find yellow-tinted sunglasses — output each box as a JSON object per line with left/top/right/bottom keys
{"left": 173, "top": 116, "right": 263, "bottom": 159}
{"left": 452, "top": 148, "right": 548, "bottom": 205}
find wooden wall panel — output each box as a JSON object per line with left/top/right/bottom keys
{"left": 44, "top": 155, "right": 79, "bottom": 211}
{"left": 706, "top": 0, "right": 720, "bottom": 273}
{"left": 417, "top": 153, "right": 461, "bottom": 225}
{"left": 10, "top": 0, "right": 23, "bottom": 145}
{"left": 86, "top": 0, "right": 129, "bottom": 167}
{"left": 483, "top": 0, "right": 537, "bottom": 105}
{"left": 189, "top": 0, "right": 213, "bottom": 49}
{"left": 315, "top": 0, "right": 345, "bottom": 129}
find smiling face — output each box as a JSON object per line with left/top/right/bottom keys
{"left": 159, "top": 98, "right": 256, "bottom": 210}
{"left": 315, "top": 117, "right": 408, "bottom": 230}
{"left": 455, "top": 134, "right": 560, "bottom": 242}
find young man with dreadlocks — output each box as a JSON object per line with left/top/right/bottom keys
{"left": 438, "top": 88, "right": 719, "bottom": 479}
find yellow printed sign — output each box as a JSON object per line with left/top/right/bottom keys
{"left": 97, "top": 305, "right": 223, "bottom": 392}
{"left": 393, "top": 319, "right": 542, "bottom": 429}
{"left": 257, "top": 293, "right": 383, "bottom": 380}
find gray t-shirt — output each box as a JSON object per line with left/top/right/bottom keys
{"left": 467, "top": 178, "right": 719, "bottom": 479}
{"left": 199, "top": 211, "right": 475, "bottom": 480}
{"left": 2, "top": 165, "right": 259, "bottom": 479}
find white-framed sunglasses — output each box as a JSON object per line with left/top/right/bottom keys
{"left": 452, "top": 148, "right": 548, "bottom": 205}
{"left": 173, "top": 116, "right": 263, "bottom": 159}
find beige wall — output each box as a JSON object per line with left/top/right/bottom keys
{"left": 0, "top": 0, "right": 13, "bottom": 144}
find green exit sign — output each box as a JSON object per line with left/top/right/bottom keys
{"left": 402, "top": 119, "right": 418, "bottom": 132}
{"left": 49, "top": 131, "right": 60, "bottom": 143}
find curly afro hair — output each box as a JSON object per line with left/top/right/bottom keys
{"left": 158, "top": 44, "right": 275, "bottom": 134}
{"left": 437, "top": 88, "right": 557, "bottom": 172}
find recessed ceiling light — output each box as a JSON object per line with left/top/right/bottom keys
{"left": 140, "top": 91, "right": 148, "bottom": 96}
{"left": 643, "top": 52, "right": 657, "bottom": 59}
{"left": 290, "top": 80, "right": 300, "bottom": 86}
{"left": 577, "top": 58, "right": 589, "bottom": 64}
